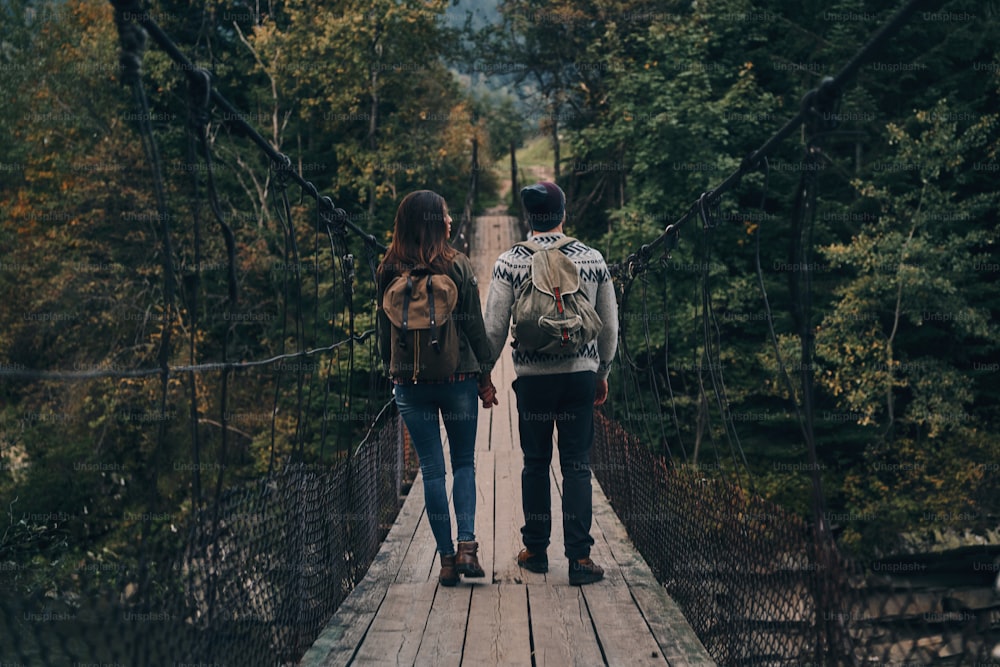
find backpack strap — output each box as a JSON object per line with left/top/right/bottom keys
{"left": 426, "top": 274, "right": 441, "bottom": 352}
{"left": 399, "top": 273, "right": 413, "bottom": 349}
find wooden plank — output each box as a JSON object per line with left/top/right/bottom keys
{"left": 545, "top": 456, "right": 567, "bottom": 579}
{"left": 494, "top": 449, "right": 546, "bottom": 585}
{"left": 572, "top": 472, "right": 622, "bottom": 586}
{"left": 350, "top": 581, "right": 436, "bottom": 665}
{"left": 397, "top": 421, "right": 452, "bottom": 584}
{"left": 463, "top": 584, "right": 532, "bottom": 666}
{"left": 485, "top": 329, "right": 516, "bottom": 455}
{"left": 395, "top": 511, "right": 436, "bottom": 584}
{"left": 591, "top": 485, "right": 716, "bottom": 666}
{"left": 469, "top": 214, "right": 503, "bottom": 300}
{"left": 527, "top": 583, "right": 605, "bottom": 667}
{"left": 497, "top": 353, "right": 517, "bottom": 453}
{"left": 581, "top": 581, "right": 670, "bottom": 666}
{"left": 300, "top": 596, "right": 371, "bottom": 667}
{"left": 473, "top": 448, "right": 495, "bottom": 582}
{"left": 299, "top": 473, "right": 427, "bottom": 667}
{"left": 548, "top": 424, "right": 707, "bottom": 665}
{"left": 469, "top": 242, "right": 496, "bottom": 565}
{"left": 497, "top": 417, "right": 572, "bottom": 586}
{"left": 475, "top": 386, "right": 494, "bottom": 454}
{"left": 477, "top": 214, "right": 518, "bottom": 456}
{"left": 413, "top": 585, "right": 472, "bottom": 667}
{"left": 587, "top": 521, "right": 625, "bottom": 585}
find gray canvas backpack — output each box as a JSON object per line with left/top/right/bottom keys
{"left": 510, "top": 237, "right": 603, "bottom": 355}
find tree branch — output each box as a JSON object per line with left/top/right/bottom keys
{"left": 885, "top": 182, "right": 925, "bottom": 431}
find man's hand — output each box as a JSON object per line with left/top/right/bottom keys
{"left": 594, "top": 378, "right": 608, "bottom": 406}
{"left": 478, "top": 372, "right": 499, "bottom": 408}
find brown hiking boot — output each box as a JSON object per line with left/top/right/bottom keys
{"left": 439, "top": 552, "right": 459, "bottom": 587}
{"left": 456, "top": 541, "right": 485, "bottom": 578}
{"left": 516, "top": 548, "right": 548, "bottom": 573}
{"left": 568, "top": 557, "right": 604, "bottom": 586}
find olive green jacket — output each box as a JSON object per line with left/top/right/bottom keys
{"left": 376, "top": 252, "right": 495, "bottom": 379}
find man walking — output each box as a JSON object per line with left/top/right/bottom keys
{"left": 484, "top": 181, "right": 619, "bottom": 585}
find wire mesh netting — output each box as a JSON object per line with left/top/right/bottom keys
{"left": 593, "top": 413, "right": 1000, "bottom": 665}
{"left": 0, "top": 4, "right": 408, "bottom": 662}
{"left": 3, "top": 2, "right": 999, "bottom": 666}
{"left": 0, "top": 411, "right": 404, "bottom": 666}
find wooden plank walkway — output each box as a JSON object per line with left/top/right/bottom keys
{"left": 300, "top": 212, "right": 714, "bottom": 667}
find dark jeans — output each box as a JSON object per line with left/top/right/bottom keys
{"left": 394, "top": 378, "right": 478, "bottom": 555}
{"left": 513, "top": 371, "right": 597, "bottom": 560}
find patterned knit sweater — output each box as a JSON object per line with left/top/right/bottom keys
{"left": 483, "top": 232, "right": 618, "bottom": 379}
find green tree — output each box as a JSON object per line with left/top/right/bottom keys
{"left": 816, "top": 101, "right": 1000, "bottom": 552}
{"left": 485, "top": 0, "right": 1000, "bottom": 553}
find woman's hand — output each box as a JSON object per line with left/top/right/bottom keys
{"left": 479, "top": 383, "right": 498, "bottom": 408}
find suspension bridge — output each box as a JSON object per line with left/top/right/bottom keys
{"left": 299, "top": 212, "right": 712, "bottom": 666}
{"left": 1, "top": 0, "right": 999, "bottom": 665}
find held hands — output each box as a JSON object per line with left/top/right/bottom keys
{"left": 594, "top": 378, "right": 609, "bottom": 406}
{"left": 479, "top": 384, "right": 498, "bottom": 408}
{"left": 478, "top": 372, "right": 499, "bottom": 409}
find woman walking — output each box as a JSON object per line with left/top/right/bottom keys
{"left": 376, "top": 190, "right": 498, "bottom": 586}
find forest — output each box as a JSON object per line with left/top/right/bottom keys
{"left": 1, "top": 0, "right": 998, "bottom": 615}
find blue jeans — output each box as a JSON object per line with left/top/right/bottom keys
{"left": 394, "top": 378, "right": 478, "bottom": 555}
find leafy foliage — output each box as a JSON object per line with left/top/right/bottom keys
{"left": 2, "top": 0, "right": 999, "bottom": 592}
{"left": 480, "top": 0, "right": 1000, "bottom": 557}
{"left": 0, "top": 0, "right": 487, "bottom": 595}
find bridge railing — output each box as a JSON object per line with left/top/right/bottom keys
{"left": 1, "top": 408, "right": 405, "bottom": 666}
{"left": 594, "top": 401, "right": 999, "bottom": 665}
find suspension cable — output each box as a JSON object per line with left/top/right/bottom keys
{"left": 108, "top": 0, "right": 386, "bottom": 253}
{"left": 617, "top": 0, "right": 937, "bottom": 277}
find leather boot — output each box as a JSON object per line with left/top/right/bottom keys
{"left": 516, "top": 548, "right": 548, "bottom": 573}
{"left": 568, "top": 557, "right": 604, "bottom": 586}
{"left": 439, "top": 552, "right": 459, "bottom": 587}
{"left": 455, "top": 541, "right": 485, "bottom": 578}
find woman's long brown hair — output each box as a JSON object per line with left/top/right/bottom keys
{"left": 378, "top": 190, "right": 456, "bottom": 277}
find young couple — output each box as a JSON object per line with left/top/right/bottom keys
{"left": 376, "top": 182, "right": 619, "bottom": 587}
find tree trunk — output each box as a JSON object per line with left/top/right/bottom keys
{"left": 455, "top": 137, "right": 477, "bottom": 256}
{"left": 510, "top": 140, "right": 519, "bottom": 213}
{"left": 550, "top": 112, "right": 560, "bottom": 180}
{"left": 511, "top": 140, "right": 528, "bottom": 238}
{"left": 367, "top": 67, "right": 378, "bottom": 216}
{"left": 367, "top": 28, "right": 382, "bottom": 216}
